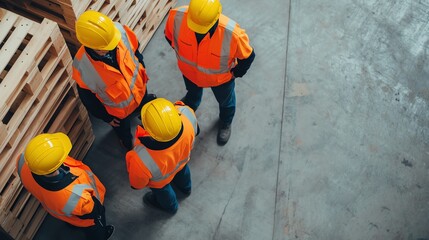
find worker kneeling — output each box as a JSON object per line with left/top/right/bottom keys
{"left": 126, "top": 98, "right": 199, "bottom": 214}
{"left": 17, "top": 133, "right": 114, "bottom": 239}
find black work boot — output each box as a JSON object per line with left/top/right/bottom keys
{"left": 105, "top": 225, "right": 115, "bottom": 239}
{"left": 217, "top": 122, "right": 231, "bottom": 146}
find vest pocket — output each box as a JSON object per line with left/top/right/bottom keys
{"left": 105, "top": 81, "right": 130, "bottom": 103}
{"left": 178, "top": 39, "right": 194, "bottom": 61}
{"left": 210, "top": 52, "right": 230, "bottom": 71}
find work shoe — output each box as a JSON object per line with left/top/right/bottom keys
{"left": 179, "top": 188, "right": 191, "bottom": 196}
{"left": 217, "top": 122, "right": 231, "bottom": 146}
{"left": 176, "top": 186, "right": 191, "bottom": 197}
{"left": 105, "top": 225, "right": 115, "bottom": 239}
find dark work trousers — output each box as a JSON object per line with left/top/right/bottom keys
{"left": 150, "top": 164, "right": 192, "bottom": 213}
{"left": 112, "top": 91, "right": 156, "bottom": 150}
{"left": 182, "top": 76, "right": 236, "bottom": 125}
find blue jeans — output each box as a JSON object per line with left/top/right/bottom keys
{"left": 182, "top": 76, "right": 236, "bottom": 124}
{"left": 150, "top": 164, "right": 191, "bottom": 213}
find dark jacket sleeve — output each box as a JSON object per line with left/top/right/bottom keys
{"left": 231, "top": 49, "right": 256, "bottom": 78}
{"left": 134, "top": 43, "right": 146, "bottom": 68}
{"left": 77, "top": 85, "right": 114, "bottom": 123}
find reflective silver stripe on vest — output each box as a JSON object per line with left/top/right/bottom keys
{"left": 17, "top": 154, "right": 25, "bottom": 179}
{"left": 115, "top": 22, "right": 140, "bottom": 91}
{"left": 134, "top": 145, "right": 190, "bottom": 182}
{"left": 84, "top": 170, "right": 100, "bottom": 200}
{"left": 173, "top": 8, "right": 186, "bottom": 61}
{"left": 178, "top": 106, "right": 198, "bottom": 136}
{"left": 173, "top": 9, "right": 236, "bottom": 74}
{"left": 62, "top": 184, "right": 93, "bottom": 217}
{"left": 72, "top": 23, "right": 138, "bottom": 109}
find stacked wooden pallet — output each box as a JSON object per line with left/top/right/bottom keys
{"left": 0, "top": 0, "right": 177, "bottom": 55}
{"left": 0, "top": 8, "right": 94, "bottom": 240}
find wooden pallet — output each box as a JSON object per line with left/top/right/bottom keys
{"left": 0, "top": 84, "right": 96, "bottom": 240}
{"left": 0, "top": 9, "right": 71, "bottom": 153}
{"left": 0, "top": 0, "right": 177, "bottom": 54}
{"left": 0, "top": 9, "right": 95, "bottom": 240}
{"left": 136, "top": 0, "right": 176, "bottom": 52}
{"left": 0, "top": 82, "right": 95, "bottom": 240}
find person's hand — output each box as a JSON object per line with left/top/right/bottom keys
{"left": 230, "top": 69, "right": 236, "bottom": 78}
{"left": 109, "top": 118, "right": 121, "bottom": 127}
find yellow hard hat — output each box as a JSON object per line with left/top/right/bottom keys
{"left": 75, "top": 10, "right": 121, "bottom": 50}
{"left": 187, "top": 0, "right": 222, "bottom": 34}
{"left": 24, "top": 133, "right": 72, "bottom": 175}
{"left": 141, "top": 98, "right": 182, "bottom": 142}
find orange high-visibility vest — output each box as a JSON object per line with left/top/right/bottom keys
{"left": 126, "top": 104, "right": 198, "bottom": 189}
{"left": 72, "top": 23, "right": 148, "bottom": 119}
{"left": 17, "top": 156, "right": 106, "bottom": 227}
{"left": 165, "top": 6, "right": 253, "bottom": 87}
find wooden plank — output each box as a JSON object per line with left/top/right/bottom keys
{"left": 9, "top": 197, "right": 39, "bottom": 238}
{"left": 0, "top": 161, "right": 19, "bottom": 206}
{"left": 0, "top": 48, "right": 69, "bottom": 161}
{"left": 47, "top": 96, "right": 77, "bottom": 132}
{"left": 0, "top": 19, "right": 57, "bottom": 115}
{"left": 18, "top": 206, "right": 46, "bottom": 240}
{"left": 1, "top": 211, "right": 20, "bottom": 235}
{"left": 0, "top": 12, "right": 34, "bottom": 75}
{"left": 10, "top": 189, "right": 31, "bottom": 219}
{"left": 136, "top": 0, "right": 176, "bottom": 52}
{"left": 0, "top": 67, "right": 71, "bottom": 193}
{"left": 0, "top": 8, "right": 20, "bottom": 44}
{"left": 0, "top": 176, "right": 22, "bottom": 213}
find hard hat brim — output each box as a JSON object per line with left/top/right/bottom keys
{"left": 187, "top": 15, "right": 214, "bottom": 34}
{"left": 44, "top": 132, "right": 71, "bottom": 175}
{"left": 99, "top": 25, "right": 121, "bottom": 51}
{"left": 186, "top": 1, "right": 222, "bottom": 34}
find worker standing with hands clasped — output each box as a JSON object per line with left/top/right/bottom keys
{"left": 17, "top": 133, "right": 114, "bottom": 239}
{"left": 126, "top": 98, "right": 199, "bottom": 214}
{"left": 72, "top": 10, "right": 156, "bottom": 151}
{"left": 164, "top": 0, "right": 255, "bottom": 145}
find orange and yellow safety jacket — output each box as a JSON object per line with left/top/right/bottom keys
{"left": 126, "top": 104, "right": 198, "bottom": 189}
{"left": 165, "top": 6, "right": 254, "bottom": 87}
{"left": 72, "top": 23, "right": 148, "bottom": 119}
{"left": 17, "top": 156, "right": 106, "bottom": 227}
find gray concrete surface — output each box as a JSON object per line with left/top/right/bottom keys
{"left": 34, "top": 0, "right": 429, "bottom": 239}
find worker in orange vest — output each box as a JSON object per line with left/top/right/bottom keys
{"left": 164, "top": 0, "right": 255, "bottom": 146}
{"left": 126, "top": 98, "right": 199, "bottom": 214}
{"left": 72, "top": 10, "right": 156, "bottom": 150}
{"left": 17, "top": 133, "right": 114, "bottom": 239}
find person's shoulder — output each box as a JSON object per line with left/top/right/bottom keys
{"left": 219, "top": 14, "right": 239, "bottom": 29}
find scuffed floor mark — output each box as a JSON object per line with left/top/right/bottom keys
{"left": 401, "top": 158, "right": 413, "bottom": 167}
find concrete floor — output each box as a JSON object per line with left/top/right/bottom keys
{"left": 34, "top": 0, "right": 429, "bottom": 239}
